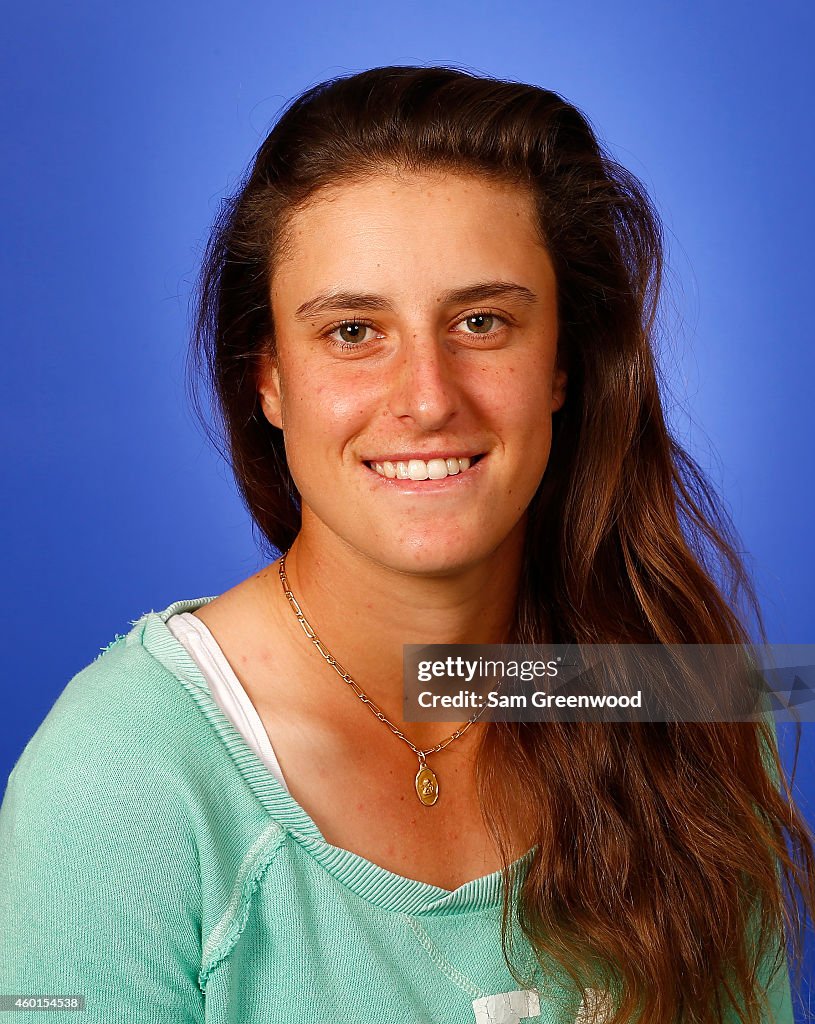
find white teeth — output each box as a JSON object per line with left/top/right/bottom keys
{"left": 370, "top": 456, "right": 479, "bottom": 479}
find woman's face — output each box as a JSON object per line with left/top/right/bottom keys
{"left": 258, "top": 169, "right": 566, "bottom": 576}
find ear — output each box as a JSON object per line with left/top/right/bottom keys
{"left": 257, "top": 354, "right": 284, "bottom": 429}
{"left": 551, "top": 366, "right": 568, "bottom": 413}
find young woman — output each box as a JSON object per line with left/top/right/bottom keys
{"left": 1, "top": 66, "right": 813, "bottom": 1024}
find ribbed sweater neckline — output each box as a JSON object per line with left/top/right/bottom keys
{"left": 129, "top": 596, "right": 537, "bottom": 918}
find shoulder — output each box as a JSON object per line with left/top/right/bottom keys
{"left": 0, "top": 600, "right": 292, "bottom": 1012}
{"left": 0, "top": 606, "right": 219, "bottom": 1015}
{"left": 3, "top": 602, "right": 225, "bottom": 821}
{"left": 0, "top": 608, "right": 212, "bottom": 920}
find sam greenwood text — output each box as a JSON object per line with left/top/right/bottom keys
{"left": 417, "top": 691, "right": 644, "bottom": 709}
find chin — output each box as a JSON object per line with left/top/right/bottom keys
{"left": 366, "top": 537, "right": 495, "bottom": 578}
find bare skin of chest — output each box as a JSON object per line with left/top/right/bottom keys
{"left": 251, "top": 696, "right": 511, "bottom": 891}
{"left": 193, "top": 598, "right": 527, "bottom": 891}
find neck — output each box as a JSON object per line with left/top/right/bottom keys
{"left": 259, "top": 518, "right": 527, "bottom": 747}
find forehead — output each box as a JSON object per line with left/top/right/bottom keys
{"left": 271, "top": 170, "right": 552, "bottom": 306}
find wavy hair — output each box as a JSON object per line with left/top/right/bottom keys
{"left": 187, "top": 66, "right": 815, "bottom": 1023}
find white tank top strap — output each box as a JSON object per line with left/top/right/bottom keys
{"left": 165, "top": 611, "right": 289, "bottom": 792}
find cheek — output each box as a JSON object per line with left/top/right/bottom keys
{"left": 283, "top": 372, "right": 372, "bottom": 444}
{"left": 478, "top": 356, "right": 554, "bottom": 431}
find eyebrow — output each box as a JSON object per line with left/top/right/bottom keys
{"left": 293, "top": 281, "right": 539, "bottom": 320}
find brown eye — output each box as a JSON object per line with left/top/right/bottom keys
{"left": 323, "top": 318, "right": 380, "bottom": 351}
{"left": 465, "top": 314, "right": 495, "bottom": 334}
{"left": 337, "top": 322, "right": 370, "bottom": 345}
{"left": 451, "top": 311, "right": 508, "bottom": 340}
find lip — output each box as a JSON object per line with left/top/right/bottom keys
{"left": 362, "top": 450, "right": 485, "bottom": 463}
{"left": 362, "top": 453, "right": 488, "bottom": 493}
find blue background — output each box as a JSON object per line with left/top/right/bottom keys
{"left": 2, "top": 0, "right": 812, "bottom": 1012}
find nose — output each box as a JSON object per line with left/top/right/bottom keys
{"left": 386, "top": 333, "right": 461, "bottom": 431}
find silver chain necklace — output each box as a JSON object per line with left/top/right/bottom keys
{"left": 278, "top": 549, "right": 495, "bottom": 806}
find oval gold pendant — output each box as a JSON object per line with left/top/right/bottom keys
{"left": 415, "top": 764, "right": 439, "bottom": 806}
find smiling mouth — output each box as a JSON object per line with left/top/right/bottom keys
{"left": 364, "top": 454, "right": 486, "bottom": 481}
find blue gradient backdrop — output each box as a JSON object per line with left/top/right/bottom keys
{"left": 2, "top": 1, "right": 812, "bottom": 1014}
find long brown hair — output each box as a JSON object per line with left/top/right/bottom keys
{"left": 187, "top": 66, "right": 815, "bottom": 1023}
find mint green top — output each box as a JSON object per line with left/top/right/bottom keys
{"left": 0, "top": 598, "right": 796, "bottom": 1023}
